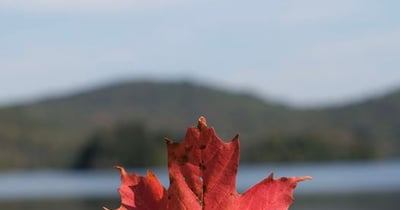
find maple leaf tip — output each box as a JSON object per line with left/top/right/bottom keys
{"left": 267, "top": 172, "right": 274, "bottom": 181}
{"left": 146, "top": 169, "right": 156, "bottom": 178}
{"left": 164, "top": 137, "right": 173, "bottom": 144}
{"left": 296, "top": 176, "right": 312, "bottom": 182}
{"left": 113, "top": 165, "right": 128, "bottom": 177}
{"left": 197, "top": 116, "right": 207, "bottom": 130}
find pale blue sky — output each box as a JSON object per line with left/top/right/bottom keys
{"left": 1, "top": 0, "right": 400, "bottom": 107}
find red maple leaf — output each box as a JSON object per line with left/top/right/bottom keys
{"left": 104, "top": 117, "right": 311, "bottom": 210}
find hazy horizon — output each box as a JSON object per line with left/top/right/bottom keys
{"left": 0, "top": 77, "right": 398, "bottom": 109}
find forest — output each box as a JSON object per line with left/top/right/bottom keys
{"left": 0, "top": 80, "right": 399, "bottom": 169}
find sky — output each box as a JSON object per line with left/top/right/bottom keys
{"left": 1, "top": 0, "right": 400, "bottom": 107}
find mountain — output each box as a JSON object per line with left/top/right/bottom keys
{"left": 314, "top": 91, "right": 400, "bottom": 158}
{"left": 0, "top": 80, "right": 399, "bottom": 169}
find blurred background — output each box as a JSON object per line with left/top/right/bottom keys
{"left": 1, "top": 0, "right": 400, "bottom": 209}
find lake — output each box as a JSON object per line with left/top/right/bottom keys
{"left": 1, "top": 160, "right": 399, "bottom": 209}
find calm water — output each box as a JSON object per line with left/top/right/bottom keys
{"left": 1, "top": 160, "right": 399, "bottom": 210}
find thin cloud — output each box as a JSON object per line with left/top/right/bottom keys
{"left": 278, "top": 0, "right": 382, "bottom": 25}
{"left": 1, "top": 0, "right": 399, "bottom": 106}
{"left": 0, "top": 0, "right": 185, "bottom": 14}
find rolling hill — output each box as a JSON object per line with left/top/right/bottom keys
{"left": 0, "top": 80, "right": 399, "bottom": 169}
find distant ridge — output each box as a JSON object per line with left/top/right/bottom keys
{"left": 0, "top": 80, "right": 399, "bottom": 169}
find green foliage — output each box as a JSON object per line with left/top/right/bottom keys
{"left": 244, "top": 131, "right": 376, "bottom": 162}
{"left": 0, "top": 80, "right": 399, "bottom": 169}
{"left": 74, "top": 122, "right": 170, "bottom": 169}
